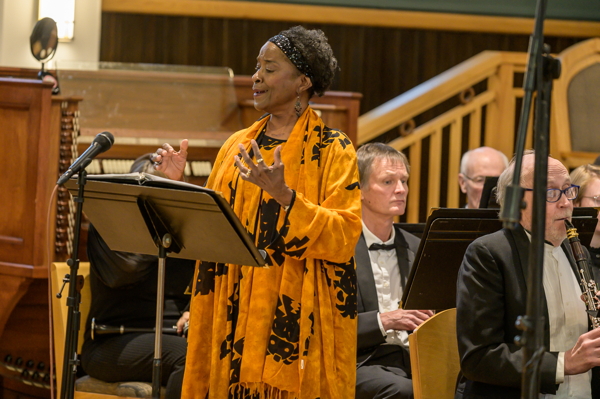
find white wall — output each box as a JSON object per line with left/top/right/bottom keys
{"left": 0, "top": 0, "right": 102, "bottom": 69}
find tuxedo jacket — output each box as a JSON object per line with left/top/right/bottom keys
{"left": 456, "top": 224, "right": 600, "bottom": 398}
{"left": 355, "top": 224, "right": 420, "bottom": 366}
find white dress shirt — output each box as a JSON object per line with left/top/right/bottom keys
{"left": 362, "top": 222, "right": 409, "bottom": 347}
{"left": 540, "top": 241, "right": 591, "bottom": 399}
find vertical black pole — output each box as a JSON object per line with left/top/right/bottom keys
{"left": 59, "top": 169, "right": 89, "bottom": 399}
{"left": 152, "top": 235, "right": 171, "bottom": 399}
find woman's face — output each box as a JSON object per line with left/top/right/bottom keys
{"left": 252, "top": 42, "right": 303, "bottom": 115}
{"left": 578, "top": 178, "right": 600, "bottom": 208}
{"left": 578, "top": 177, "right": 600, "bottom": 235}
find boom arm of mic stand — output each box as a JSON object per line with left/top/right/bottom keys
{"left": 500, "top": 0, "right": 548, "bottom": 231}
{"left": 512, "top": 1, "right": 562, "bottom": 397}
{"left": 495, "top": 0, "right": 552, "bottom": 397}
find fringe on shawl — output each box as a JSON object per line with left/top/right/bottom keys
{"left": 229, "top": 382, "right": 299, "bottom": 399}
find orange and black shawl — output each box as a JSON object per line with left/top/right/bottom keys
{"left": 181, "top": 107, "right": 362, "bottom": 399}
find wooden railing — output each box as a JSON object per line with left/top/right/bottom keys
{"left": 358, "top": 51, "right": 533, "bottom": 223}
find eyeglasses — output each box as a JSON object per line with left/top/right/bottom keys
{"left": 581, "top": 194, "right": 600, "bottom": 207}
{"left": 463, "top": 174, "right": 486, "bottom": 186}
{"left": 523, "top": 185, "right": 580, "bottom": 203}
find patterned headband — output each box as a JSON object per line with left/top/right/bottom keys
{"left": 268, "top": 34, "right": 314, "bottom": 80}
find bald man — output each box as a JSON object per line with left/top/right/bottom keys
{"left": 458, "top": 146, "right": 509, "bottom": 209}
{"left": 456, "top": 151, "right": 600, "bottom": 398}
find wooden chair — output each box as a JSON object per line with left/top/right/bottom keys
{"left": 551, "top": 37, "right": 600, "bottom": 169}
{"left": 409, "top": 308, "right": 460, "bottom": 399}
{"left": 50, "top": 262, "right": 156, "bottom": 399}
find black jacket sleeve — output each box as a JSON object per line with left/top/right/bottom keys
{"left": 456, "top": 230, "right": 559, "bottom": 394}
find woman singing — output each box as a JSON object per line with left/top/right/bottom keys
{"left": 153, "top": 26, "right": 362, "bottom": 399}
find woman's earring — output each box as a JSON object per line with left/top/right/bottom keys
{"left": 294, "top": 95, "right": 302, "bottom": 117}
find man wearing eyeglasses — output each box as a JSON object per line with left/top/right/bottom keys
{"left": 456, "top": 151, "right": 600, "bottom": 398}
{"left": 458, "top": 146, "right": 509, "bottom": 209}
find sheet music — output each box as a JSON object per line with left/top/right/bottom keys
{"left": 85, "top": 172, "right": 214, "bottom": 193}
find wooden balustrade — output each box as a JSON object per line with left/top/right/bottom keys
{"left": 358, "top": 51, "right": 535, "bottom": 222}
{"left": 359, "top": 39, "right": 600, "bottom": 222}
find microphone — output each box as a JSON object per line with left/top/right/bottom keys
{"left": 57, "top": 131, "right": 114, "bottom": 185}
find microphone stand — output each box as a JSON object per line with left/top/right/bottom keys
{"left": 500, "top": 0, "right": 561, "bottom": 397}
{"left": 57, "top": 161, "right": 92, "bottom": 399}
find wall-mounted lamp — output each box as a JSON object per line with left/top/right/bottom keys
{"left": 39, "top": 0, "right": 75, "bottom": 42}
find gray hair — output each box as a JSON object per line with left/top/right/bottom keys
{"left": 570, "top": 164, "right": 600, "bottom": 205}
{"left": 357, "top": 143, "right": 410, "bottom": 189}
{"left": 495, "top": 149, "right": 536, "bottom": 210}
{"left": 460, "top": 146, "right": 509, "bottom": 175}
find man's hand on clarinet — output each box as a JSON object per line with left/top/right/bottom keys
{"left": 152, "top": 139, "right": 188, "bottom": 181}
{"left": 564, "top": 327, "right": 600, "bottom": 375}
{"left": 176, "top": 311, "right": 190, "bottom": 337}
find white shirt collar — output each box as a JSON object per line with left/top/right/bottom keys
{"left": 362, "top": 220, "right": 395, "bottom": 248}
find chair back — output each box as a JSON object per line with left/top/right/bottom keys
{"left": 408, "top": 308, "right": 460, "bottom": 399}
{"left": 51, "top": 262, "right": 154, "bottom": 399}
{"left": 551, "top": 37, "right": 600, "bottom": 168}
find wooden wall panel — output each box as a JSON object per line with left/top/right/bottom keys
{"left": 0, "top": 79, "right": 79, "bottom": 399}
{"left": 99, "top": 13, "right": 584, "bottom": 121}
{"left": 102, "top": 0, "right": 600, "bottom": 37}
{"left": 0, "top": 80, "right": 53, "bottom": 269}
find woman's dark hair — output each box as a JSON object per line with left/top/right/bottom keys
{"left": 279, "top": 26, "right": 338, "bottom": 97}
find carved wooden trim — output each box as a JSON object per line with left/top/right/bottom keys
{"left": 102, "top": 0, "right": 600, "bottom": 37}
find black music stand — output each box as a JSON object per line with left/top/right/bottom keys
{"left": 65, "top": 172, "right": 266, "bottom": 399}
{"left": 479, "top": 176, "right": 500, "bottom": 208}
{"left": 401, "top": 207, "right": 598, "bottom": 311}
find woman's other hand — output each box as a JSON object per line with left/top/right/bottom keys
{"left": 234, "top": 139, "right": 293, "bottom": 208}
{"left": 152, "top": 139, "right": 188, "bottom": 181}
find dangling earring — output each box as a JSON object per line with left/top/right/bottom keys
{"left": 294, "top": 94, "right": 302, "bottom": 117}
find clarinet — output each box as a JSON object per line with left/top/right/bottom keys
{"left": 91, "top": 318, "right": 179, "bottom": 340}
{"left": 564, "top": 219, "right": 600, "bottom": 329}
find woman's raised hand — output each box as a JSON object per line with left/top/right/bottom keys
{"left": 234, "top": 139, "right": 293, "bottom": 208}
{"left": 151, "top": 139, "right": 188, "bottom": 181}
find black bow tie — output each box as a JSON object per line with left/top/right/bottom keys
{"left": 369, "top": 243, "right": 396, "bottom": 251}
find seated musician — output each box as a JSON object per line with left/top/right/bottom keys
{"left": 458, "top": 146, "right": 508, "bottom": 209}
{"left": 355, "top": 142, "right": 433, "bottom": 399}
{"left": 80, "top": 153, "right": 195, "bottom": 399}
{"left": 571, "top": 164, "right": 600, "bottom": 271}
{"left": 456, "top": 151, "right": 600, "bottom": 398}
